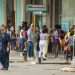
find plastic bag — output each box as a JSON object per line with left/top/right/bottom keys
{"left": 0, "top": 62, "right": 3, "bottom": 70}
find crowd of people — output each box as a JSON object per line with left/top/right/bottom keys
{"left": 16, "top": 22, "right": 75, "bottom": 64}
{"left": 49, "top": 25, "right": 75, "bottom": 62}
{"left": 0, "top": 22, "right": 75, "bottom": 70}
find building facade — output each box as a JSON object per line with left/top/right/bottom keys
{"left": 0, "top": 0, "right": 74, "bottom": 31}
{"left": 0, "top": 0, "right": 6, "bottom": 26}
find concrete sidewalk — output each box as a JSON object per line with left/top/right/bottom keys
{"left": 9, "top": 51, "right": 24, "bottom": 62}
{"left": 9, "top": 51, "right": 71, "bottom": 64}
{"left": 0, "top": 51, "right": 74, "bottom": 75}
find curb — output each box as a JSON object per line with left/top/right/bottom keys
{"left": 42, "top": 62, "right": 71, "bottom": 65}
{"left": 9, "top": 60, "right": 27, "bottom": 63}
{"left": 9, "top": 60, "right": 71, "bottom": 64}
{"left": 61, "top": 67, "right": 75, "bottom": 72}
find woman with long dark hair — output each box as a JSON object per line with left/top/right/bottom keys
{"left": 38, "top": 25, "right": 48, "bottom": 64}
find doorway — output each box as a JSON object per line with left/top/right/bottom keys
{"left": 6, "top": 0, "right": 15, "bottom": 31}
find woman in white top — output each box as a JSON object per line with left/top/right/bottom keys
{"left": 19, "top": 27, "right": 25, "bottom": 51}
{"left": 38, "top": 26, "right": 48, "bottom": 63}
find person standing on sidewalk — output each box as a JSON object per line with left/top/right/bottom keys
{"left": 33, "top": 26, "right": 40, "bottom": 63}
{"left": 52, "top": 29, "right": 59, "bottom": 57}
{"left": 27, "top": 24, "right": 34, "bottom": 60}
{"left": 0, "top": 25, "right": 10, "bottom": 70}
{"left": 19, "top": 26, "right": 25, "bottom": 52}
{"left": 11, "top": 32, "right": 16, "bottom": 50}
{"left": 38, "top": 25, "right": 48, "bottom": 64}
{"left": 22, "top": 22, "right": 28, "bottom": 61}
{"left": 0, "top": 28, "right": 3, "bottom": 69}
{"left": 64, "top": 30, "right": 74, "bottom": 62}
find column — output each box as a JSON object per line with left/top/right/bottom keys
{"left": 46, "top": 0, "right": 51, "bottom": 31}
{"left": 52, "top": 0, "right": 55, "bottom": 29}
{"left": 43, "top": 0, "right": 46, "bottom": 26}
{"left": 49, "top": 0, "right": 52, "bottom": 29}
{"left": 0, "top": 0, "right": 6, "bottom": 26}
{"left": 21, "top": 0, "right": 25, "bottom": 22}
{"left": 15, "top": 0, "right": 25, "bottom": 31}
{"left": 25, "top": 0, "right": 31, "bottom": 23}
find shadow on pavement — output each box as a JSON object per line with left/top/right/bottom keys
{"left": 39, "top": 62, "right": 71, "bottom": 65}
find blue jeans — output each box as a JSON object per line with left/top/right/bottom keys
{"left": 19, "top": 38, "right": 25, "bottom": 51}
{"left": 28, "top": 41, "right": 33, "bottom": 57}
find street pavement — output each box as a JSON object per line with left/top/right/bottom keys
{"left": 0, "top": 51, "right": 75, "bottom": 75}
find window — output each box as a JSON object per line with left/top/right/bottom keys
{"left": 31, "top": 0, "right": 43, "bottom": 4}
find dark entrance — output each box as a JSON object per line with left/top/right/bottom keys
{"left": 6, "top": 0, "right": 15, "bottom": 32}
